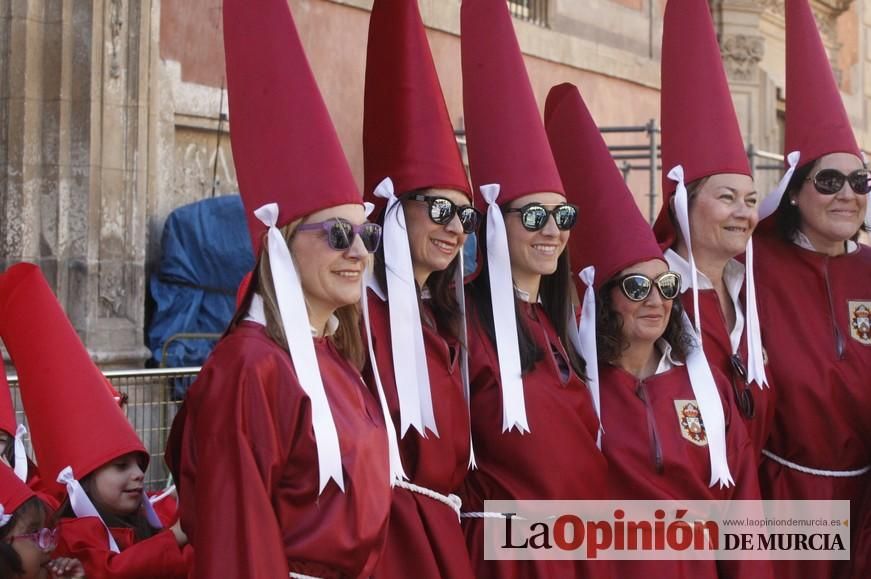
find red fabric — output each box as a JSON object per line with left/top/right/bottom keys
{"left": 364, "top": 292, "right": 474, "bottom": 579}
{"left": 0, "top": 264, "right": 146, "bottom": 495}
{"left": 599, "top": 362, "right": 772, "bottom": 578}
{"left": 457, "top": 297, "right": 612, "bottom": 578}
{"left": 363, "top": 0, "right": 470, "bottom": 206}
{"left": 25, "top": 460, "right": 62, "bottom": 513}
{"left": 0, "top": 369, "right": 15, "bottom": 436}
{"left": 223, "top": 0, "right": 362, "bottom": 254}
{"left": 784, "top": 0, "right": 860, "bottom": 168}
{"left": 149, "top": 492, "right": 179, "bottom": 527}
{"left": 680, "top": 289, "right": 776, "bottom": 459}
{"left": 167, "top": 322, "right": 391, "bottom": 579}
{"left": 545, "top": 82, "right": 664, "bottom": 291}
{"left": 653, "top": 0, "right": 751, "bottom": 247}
{"left": 0, "top": 463, "right": 34, "bottom": 515}
{"left": 460, "top": 0, "right": 564, "bottom": 206}
{"left": 55, "top": 516, "right": 191, "bottom": 579}
{"left": 754, "top": 231, "right": 871, "bottom": 579}
{"left": 851, "top": 485, "right": 871, "bottom": 579}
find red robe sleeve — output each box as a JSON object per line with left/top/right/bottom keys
{"left": 55, "top": 517, "right": 190, "bottom": 579}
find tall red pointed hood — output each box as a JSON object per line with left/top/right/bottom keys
{"left": 546, "top": 83, "right": 664, "bottom": 289}
{"left": 654, "top": 0, "right": 751, "bottom": 248}
{"left": 0, "top": 264, "right": 146, "bottom": 492}
{"left": 363, "top": 0, "right": 470, "bottom": 208}
{"left": 224, "top": 0, "right": 362, "bottom": 254}
{"left": 785, "top": 0, "right": 860, "bottom": 166}
{"left": 0, "top": 465, "right": 33, "bottom": 519}
{"left": 461, "top": 0, "right": 564, "bottom": 206}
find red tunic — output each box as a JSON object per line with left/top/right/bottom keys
{"left": 54, "top": 516, "right": 191, "bottom": 578}
{"left": 754, "top": 232, "right": 871, "bottom": 579}
{"left": 167, "top": 322, "right": 391, "bottom": 578}
{"left": 457, "top": 297, "right": 612, "bottom": 579}
{"left": 679, "top": 287, "right": 776, "bottom": 459}
{"left": 363, "top": 291, "right": 474, "bottom": 579}
{"left": 599, "top": 362, "right": 771, "bottom": 579}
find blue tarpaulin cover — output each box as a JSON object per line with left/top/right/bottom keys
{"left": 148, "top": 195, "right": 254, "bottom": 373}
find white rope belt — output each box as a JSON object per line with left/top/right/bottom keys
{"left": 762, "top": 449, "right": 871, "bottom": 478}
{"left": 460, "top": 511, "right": 522, "bottom": 519}
{"left": 289, "top": 573, "right": 320, "bottom": 579}
{"left": 395, "top": 480, "right": 462, "bottom": 521}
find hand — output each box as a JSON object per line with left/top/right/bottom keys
{"left": 170, "top": 519, "right": 188, "bottom": 547}
{"left": 47, "top": 557, "right": 85, "bottom": 578}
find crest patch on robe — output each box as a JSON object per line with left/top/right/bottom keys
{"left": 849, "top": 301, "right": 871, "bottom": 345}
{"left": 674, "top": 400, "right": 707, "bottom": 446}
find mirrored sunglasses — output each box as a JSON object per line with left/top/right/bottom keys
{"left": 296, "top": 219, "right": 382, "bottom": 253}
{"left": 806, "top": 168, "right": 871, "bottom": 195}
{"left": 503, "top": 203, "right": 578, "bottom": 232}
{"left": 408, "top": 194, "right": 481, "bottom": 234}
{"left": 617, "top": 271, "right": 682, "bottom": 302}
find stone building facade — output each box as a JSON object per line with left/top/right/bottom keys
{"left": 1, "top": 0, "right": 868, "bottom": 365}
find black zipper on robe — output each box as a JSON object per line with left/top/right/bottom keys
{"left": 635, "top": 380, "right": 664, "bottom": 474}
{"left": 822, "top": 256, "right": 846, "bottom": 360}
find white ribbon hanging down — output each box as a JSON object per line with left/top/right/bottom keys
{"left": 480, "top": 184, "right": 529, "bottom": 434}
{"left": 743, "top": 238, "right": 768, "bottom": 387}
{"left": 0, "top": 504, "right": 11, "bottom": 528}
{"left": 758, "top": 151, "right": 800, "bottom": 221}
{"left": 254, "top": 203, "right": 344, "bottom": 493}
{"left": 360, "top": 271, "right": 408, "bottom": 485}
{"left": 680, "top": 315, "right": 735, "bottom": 488}
{"left": 453, "top": 251, "right": 477, "bottom": 469}
{"left": 668, "top": 166, "right": 702, "bottom": 340}
{"left": 58, "top": 466, "right": 121, "bottom": 553}
{"left": 12, "top": 424, "right": 27, "bottom": 483}
{"left": 141, "top": 491, "right": 164, "bottom": 529}
{"left": 373, "top": 178, "right": 438, "bottom": 438}
{"left": 575, "top": 267, "right": 602, "bottom": 448}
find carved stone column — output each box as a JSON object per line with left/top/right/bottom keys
{"left": 1, "top": 0, "right": 156, "bottom": 367}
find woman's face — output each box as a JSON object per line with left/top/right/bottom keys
{"left": 687, "top": 173, "right": 758, "bottom": 260}
{"left": 793, "top": 152, "right": 868, "bottom": 249}
{"left": 7, "top": 507, "right": 51, "bottom": 579}
{"left": 401, "top": 188, "right": 469, "bottom": 285}
{"left": 290, "top": 204, "right": 369, "bottom": 324}
{"left": 503, "top": 192, "right": 570, "bottom": 289}
{"left": 90, "top": 452, "right": 145, "bottom": 518}
{"left": 609, "top": 259, "right": 674, "bottom": 348}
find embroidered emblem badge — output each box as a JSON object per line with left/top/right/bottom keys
{"left": 849, "top": 301, "right": 871, "bottom": 345}
{"left": 674, "top": 400, "right": 707, "bottom": 447}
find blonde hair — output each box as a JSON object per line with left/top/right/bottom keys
{"left": 239, "top": 221, "right": 366, "bottom": 370}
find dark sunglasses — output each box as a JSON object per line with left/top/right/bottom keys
{"left": 503, "top": 203, "right": 578, "bottom": 231}
{"left": 806, "top": 168, "right": 871, "bottom": 195}
{"left": 616, "top": 271, "right": 682, "bottom": 302}
{"left": 729, "top": 353, "right": 755, "bottom": 419}
{"left": 296, "top": 218, "right": 382, "bottom": 253}
{"left": 408, "top": 194, "right": 481, "bottom": 234}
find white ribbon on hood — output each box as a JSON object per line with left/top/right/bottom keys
{"left": 453, "top": 250, "right": 477, "bottom": 469}
{"left": 58, "top": 466, "right": 121, "bottom": 553}
{"left": 572, "top": 266, "right": 602, "bottom": 448}
{"left": 758, "top": 151, "right": 800, "bottom": 221}
{"left": 372, "top": 178, "right": 438, "bottom": 438}
{"left": 480, "top": 184, "right": 529, "bottom": 434}
{"left": 12, "top": 424, "right": 27, "bottom": 483}
{"left": 668, "top": 166, "right": 734, "bottom": 488}
{"left": 254, "top": 202, "right": 344, "bottom": 493}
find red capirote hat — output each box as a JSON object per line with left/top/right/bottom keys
{"left": 653, "top": 0, "right": 751, "bottom": 248}
{"left": 363, "top": 0, "right": 470, "bottom": 209}
{"left": 545, "top": 83, "right": 665, "bottom": 292}
{"left": 0, "top": 465, "right": 34, "bottom": 524}
{"left": 461, "top": 0, "right": 564, "bottom": 207}
{"left": 224, "top": 0, "right": 362, "bottom": 256}
{"left": 0, "top": 263, "right": 147, "bottom": 494}
{"left": 784, "top": 0, "right": 860, "bottom": 166}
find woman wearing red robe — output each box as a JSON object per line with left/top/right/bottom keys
{"left": 546, "top": 81, "right": 771, "bottom": 579}
{"left": 753, "top": 3, "right": 871, "bottom": 578}
{"left": 652, "top": 0, "right": 774, "bottom": 458}
{"left": 457, "top": 2, "right": 610, "bottom": 578}
{"left": 165, "top": 0, "right": 394, "bottom": 576}
{"left": 360, "top": 0, "right": 476, "bottom": 577}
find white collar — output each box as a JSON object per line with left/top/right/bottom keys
{"left": 654, "top": 338, "right": 684, "bottom": 374}
{"left": 245, "top": 293, "right": 339, "bottom": 337}
{"left": 792, "top": 230, "right": 859, "bottom": 254}
{"left": 513, "top": 285, "right": 541, "bottom": 304}
{"left": 664, "top": 248, "right": 745, "bottom": 298}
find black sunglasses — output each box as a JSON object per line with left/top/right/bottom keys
{"left": 503, "top": 202, "right": 578, "bottom": 231}
{"left": 806, "top": 168, "right": 871, "bottom": 195}
{"left": 296, "top": 219, "right": 382, "bottom": 253}
{"left": 408, "top": 194, "right": 481, "bottom": 234}
{"left": 616, "top": 271, "right": 682, "bottom": 302}
{"left": 729, "top": 353, "right": 755, "bottom": 419}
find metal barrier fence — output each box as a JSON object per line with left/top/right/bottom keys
{"left": 6, "top": 367, "right": 199, "bottom": 491}
{"left": 508, "top": 0, "right": 549, "bottom": 27}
